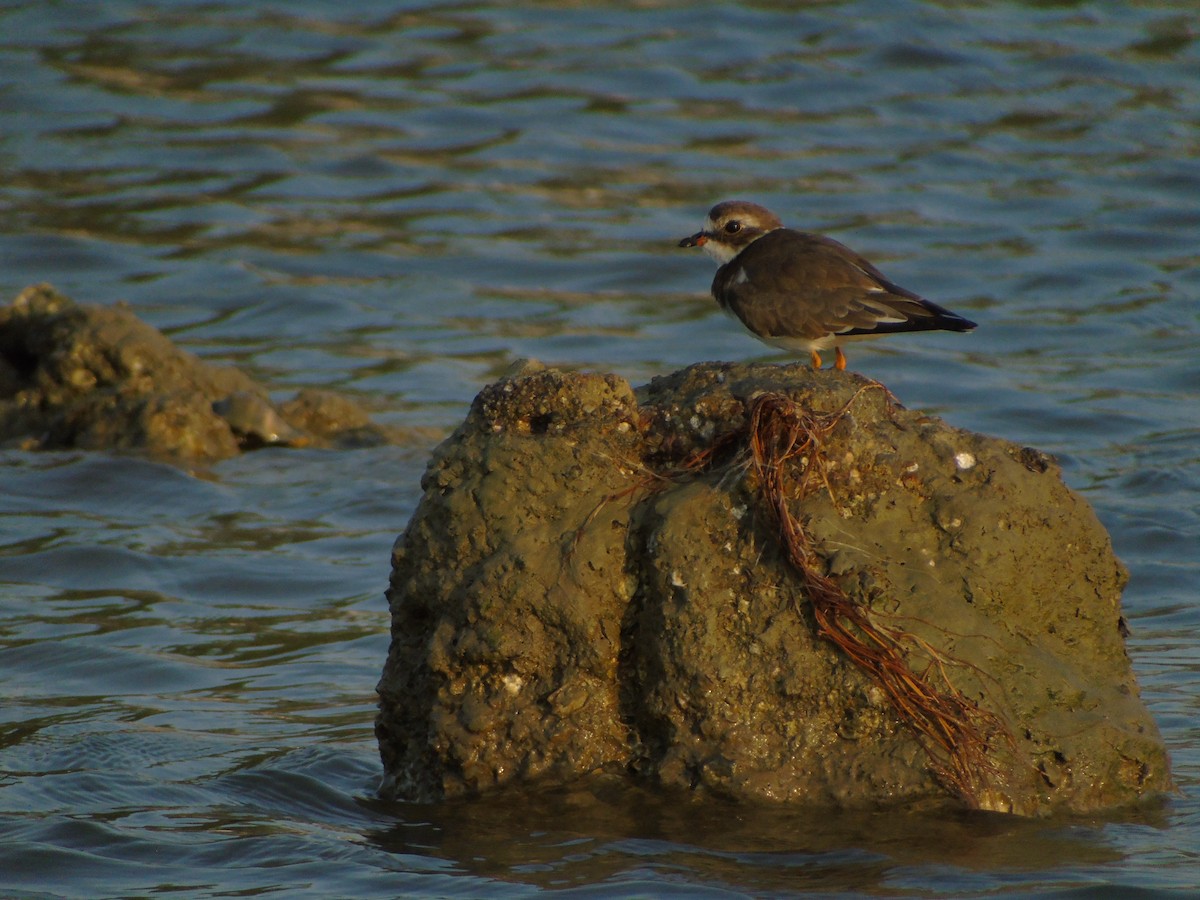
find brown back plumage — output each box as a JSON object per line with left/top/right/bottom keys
{"left": 712, "top": 228, "right": 976, "bottom": 342}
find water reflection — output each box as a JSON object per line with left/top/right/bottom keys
{"left": 367, "top": 780, "right": 1161, "bottom": 894}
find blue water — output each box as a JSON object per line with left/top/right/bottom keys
{"left": 1, "top": 1, "right": 1197, "bottom": 896}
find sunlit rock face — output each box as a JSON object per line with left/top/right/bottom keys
{"left": 376, "top": 359, "right": 1171, "bottom": 815}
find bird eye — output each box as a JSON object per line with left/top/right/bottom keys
{"left": 723, "top": 220, "right": 742, "bottom": 234}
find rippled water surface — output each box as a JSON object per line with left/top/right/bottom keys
{"left": 1, "top": 1, "right": 1198, "bottom": 897}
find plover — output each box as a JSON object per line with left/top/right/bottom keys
{"left": 678, "top": 200, "right": 977, "bottom": 370}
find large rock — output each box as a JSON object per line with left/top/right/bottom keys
{"left": 376, "top": 360, "right": 1171, "bottom": 815}
{"left": 0, "top": 284, "right": 401, "bottom": 460}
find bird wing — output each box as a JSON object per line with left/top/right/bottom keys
{"left": 713, "top": 230, "right": 973, "bottom": 340}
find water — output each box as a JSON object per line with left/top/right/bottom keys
{"left": 1, "top": 1, "right": 1197, "bottom": 896}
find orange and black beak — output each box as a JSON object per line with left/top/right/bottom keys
{"left": 678, "top": 231, "right": 708, "bottom": 248}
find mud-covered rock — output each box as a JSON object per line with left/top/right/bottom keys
{"left": 377, "top": 362, "right": 641, "bottom": 800}
{"left": 0, "top": 284, "right": 401, "bottom": 460}
{"left": 377, "top": 360, "right": 1171, "bottom": 815}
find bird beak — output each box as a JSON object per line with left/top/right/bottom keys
{"left": 678, "top": 231, "right": 708, "bottom": 248}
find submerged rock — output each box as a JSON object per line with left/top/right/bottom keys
{"left": 0, "top": 284, "right": 401, "bottom": 460}
{"left": 376, "top": 360, "right": 1171, "bottom": 815}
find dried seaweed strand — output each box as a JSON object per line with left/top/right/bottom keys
{"left": 746, "top": 389, "right": 1008, "bottom": 806}
{"left": 581, "top": 386, "right": 1011, "bottom": 804}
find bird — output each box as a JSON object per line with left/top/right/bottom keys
{"left": 678, "top": 200, "right": 977, "bottom": 370}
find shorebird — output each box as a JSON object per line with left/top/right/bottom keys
{"left": 678, "top": 200, "right": 977, "bottom": 370}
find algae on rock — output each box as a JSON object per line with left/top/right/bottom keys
{"left": 377, "top": 360, "right": 1171, "bottom": 815}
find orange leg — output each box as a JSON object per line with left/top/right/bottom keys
{"left": 810, "top": 350, "right": 822, "bottom": 369}
{"left": 834, "top": 346, "right": 847, "bottom": 371}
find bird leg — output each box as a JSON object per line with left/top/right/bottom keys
{"left": 810, "top": 350, "right": 823, "bottom": 369}
{"left": 835, "top": 346, "right": 847, "bottom": 371}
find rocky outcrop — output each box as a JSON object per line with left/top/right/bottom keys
{"left": 0, "top": 284, "right": 401, "bottom": 460}
{"left": 376, "top": 360, "right": 1171, "bottom": 815}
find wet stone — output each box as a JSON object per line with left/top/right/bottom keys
{"left": 0, "top": 284, "right": 407, "bottom": 461}
{"left": 376, "top": 360, "right": 1171, "bottom": 815}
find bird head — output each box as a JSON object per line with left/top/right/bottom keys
{"left": 678, "top": 200, "right": 784, "bottom": 265}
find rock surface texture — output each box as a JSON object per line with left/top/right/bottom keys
{"left": 379, "top": 361, "right": 1171, "bottom": 815}
{"left": 0, "top": 285, "right": 398, "bottom": 460}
